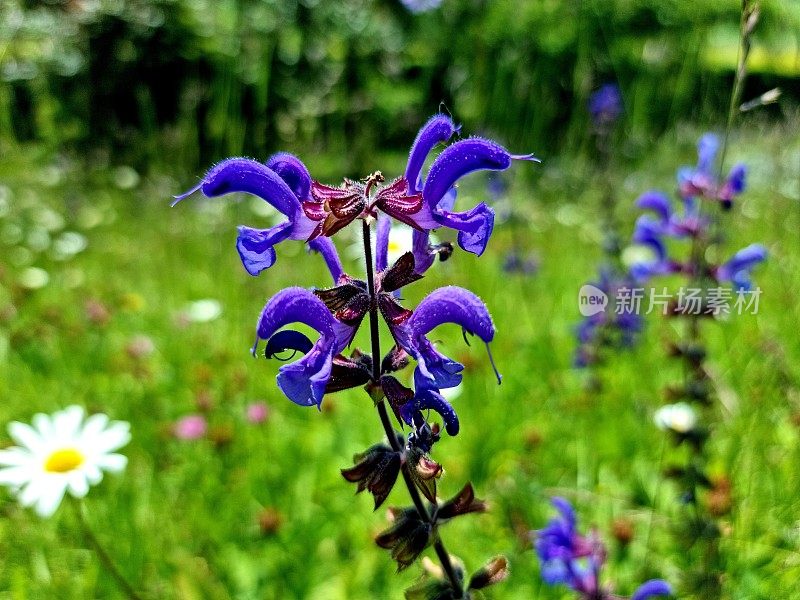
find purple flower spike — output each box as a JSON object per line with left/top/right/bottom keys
{"left": 393, "top": 286, "right": 497, "bottom": 390}
{"left": 631, "top": 580, "right": 673, "bottom": 600}
{"left": 174, "top": 158, "right": 317, "bottom": 276}
{"left": 716, "top": 243, "right": 767, "bottom": 290}
{"left": 399, "top": 388, "right": 460, "bottom": 436}
{"left": 254, "top": 287, "right": 348, "bottom": 408}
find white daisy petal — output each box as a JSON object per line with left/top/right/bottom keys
{"left": 0, "top": 448, "right": 33, "bottom": 467}
{"left": 8, "top": 422, "right": 44, "bottom": 452}
{"left": 35, "top": 479, "right": 68, "bottom": 517}
{"left": 95, "top": 453, "right": 127, "bottom": 473}
{"left": 92, "top": 422, "right": 131, "bottom": 453}
{"left": 67, "top": 471, "right": 90, "bottom": 498}
{"left": 18, "top": 476, "right": 48, "bottom": 507}
{"left": 54, "top": 405, "right": 85, "bottom": 439}
{"left": 0, "top": 467, "right": 32, "bottom": 486}
{"left": 83, "top": 463, "right": 103, "bottom": 485}
{"left": 32, "top": 413, "right": 54, "bottom": 439}
{"left": 80, "top": 413, "right": 110, "bottom": 440}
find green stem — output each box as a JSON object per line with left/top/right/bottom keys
{"left": 72, "top": 499, "right": 144, "bottom": 600}
{"left": 361, "top": 219, "right": 463, "bottom": 597}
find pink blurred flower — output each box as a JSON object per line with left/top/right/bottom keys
{"left": 174, "top": 415, "right": 207, "bottom": 440}
{"left": 246, "top": 402, "right": 270, "bottom": 424}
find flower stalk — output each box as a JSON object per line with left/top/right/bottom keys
{"left": 73, "top": 499, "right": 143, "bottom": 600}
{"left": 362, "top": 219, "right": 463, "bottom": 597}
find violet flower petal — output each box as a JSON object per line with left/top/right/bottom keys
{"left": 265, "top": 152, "right": 312, "bottom": 201}
{"left": 399, "top": 388, "right": 459, "bottom": 436}
{"left": 308, "top": 237, "right": 344, "bottom": 284}
{"left": 396, "top": 286, "right": 497, "bottom": 389}
{"left": 631, "top": 580, "right": 673, "bottom": 600}
{"left": 635, "top": 191, "right": 672, "bottom": 224}
{"left": 255, "top": 287, "right": 343, "bottom": 407}
{"left": 405, "top": 114, "right": 460, "bottom": 194}
{"left": 237, "top": 222, "right": 293, "bottom": 276}
{"left": 375, "top": 213, "right": 392, "bottom": 273}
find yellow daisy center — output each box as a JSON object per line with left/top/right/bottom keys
{"left": 44, "top": 448, "right": 84, "bottom": 473}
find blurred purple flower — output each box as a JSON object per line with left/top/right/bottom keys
{"left": 400, "top": 0, "right": 442, "bottom": 14}
{"left": 588, "top": 84, "right": 623, "bottom": 127}
{"left": 715, "top": 243, "right": 767, "bottom": 291}
{"left": 533, "top": 497, "right": 672, "bottom": 599}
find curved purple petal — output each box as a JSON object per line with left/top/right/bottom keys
{"left": 412, "top": 230, "right": 435, "bottom": 275}
{"left": 237, "top": 222, "right": 293, "bottom": 276}
{"left": 395, "top": 286, "right": 496, "bottom": 389}
{"left": 308, "top": 237, "right": 344, "bottom": 284}
{"left": 435, "top": 202, "right": 495, "bottom": 256}
{"left": 423, "top": 138, "right": 516, "bottom": 210}
{"left": 717, "top": 243, "right": 767, "bottom": 290}
{"left": 410, "top": 286, "right": 495, "bottom": 342}
{"left": 399, "top": 388, "right": 459, "bottom": 436}
{"left": 191, "top": 158, "right": 299, "bottom": 216}
{"left": 405, "top": 114, "right": 459, "bottom": 194}
{"left": 375, "top": 213, "right": 392, "bottom": 273}
{"left": 255, "top": 287, "right": 341, "bottom": 407}
{"left": 635, "top": 191, "right": 672, "bottom": 224}
{"left": 551, "top": 497, "right": 576, "bottom": 528}
{"left": 265, "top": 152, "right": 312, "bottom": 201}
{"left": 631, "top": 580, "right": 672, "bottom": 600}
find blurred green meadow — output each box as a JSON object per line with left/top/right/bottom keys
{"left": 1, "top": 1, "right": 800, "bottom": 599}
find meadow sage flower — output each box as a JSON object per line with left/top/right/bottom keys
{"left": 715, "top": 243, "right": 767, "bottom": 290}
{"left": 177, "top": 116, "right": 533, "bottom": 280}
{"left": 0, "top": 406, "right": 130, "bottom": 517}
{"left": 533, "top": 497, "right": 672, "bottom": 600}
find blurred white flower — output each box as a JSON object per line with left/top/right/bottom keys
{"left": 385, "top": 224, "right": 415, "bottom": 266}
{"left": 654, "top": 402, "right": 697, "bottom": 434}
{"left": 52, "top": 231, "right": 88, "bottom": 261}
{"left": 18, "top": 267, "right": 49, "bottom": 289}
{"left": 184, "top": 299, "right": 222, "bottom": 323}
{"left": 0, "top": 406, "right": 130, "bottom": 517}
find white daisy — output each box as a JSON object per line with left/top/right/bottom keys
{"left": 0, "top": 406, "right": 130, "bottom": 517}
{"left": 654, "top": 402, "right": 698, "bottom": 434}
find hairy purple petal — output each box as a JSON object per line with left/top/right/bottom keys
{"left": 405, "top": 114, "right": 459, "bottom": 193}
{"left": 237, "top": 222, "right": 293, "bottom": 276}
{"left": 410, "top": 286, "right": 495, "bottom": 342}
{"left": 399, "top": 388, "right": 459, "bottom": 436}
{"left": 631, "top": 580, "right": 673, "bottom": 600}
{"left": 255, "top": 287, "right": 344, "bottom": 407}
{"left": 436, "top": 202, "right": 495, "bottom": 256}
{"left": 191, "top": 158, "right": 299, "bottom": 215}
{"left": 308, "top": 237, "right": 344, "bottom": 284}
{"left": 394, "top": 286, "right": 496, "bottom": 389}
{"left": 265, "top": 152, "right": 312, "bottom": 201}
{"left": 423, "top": 138, "right": 515, "bottom": 210}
